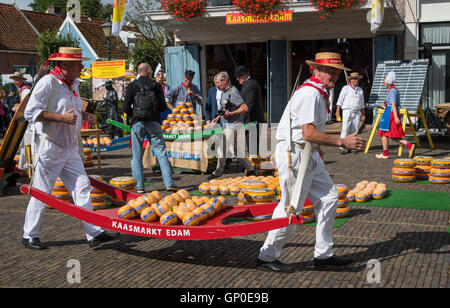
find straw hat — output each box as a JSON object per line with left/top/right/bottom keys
{"left": 9, "top": 72, "right": 27, "bottom": 80}
{"left": 348, "top": 72, "right": 363, "bottom": 80}
{"left": 48, "top": 47, "right": 89, "bottom": 61}
{"left": 305, "top": 52, "right": 350, "bottom": 71}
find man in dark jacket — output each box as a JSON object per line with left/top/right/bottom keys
{"left": 123, "top": 63, "right": 178, "bottom": 193}
{"left": 235, "top": 65, "right": 265, "bottom": 124}
{"left": 204, "top": 77, "right": 221, "bottom": 123}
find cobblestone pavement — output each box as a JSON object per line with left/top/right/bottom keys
{"left": 0, "top": 125, "right": 448, "bottom": 288}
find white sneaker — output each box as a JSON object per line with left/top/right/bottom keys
{"left": 375, "top": 153, "right": 389, "bottom": 159}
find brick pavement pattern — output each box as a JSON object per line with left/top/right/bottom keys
{"left": 0, "top": 127, "right": 448, "bottom": 288}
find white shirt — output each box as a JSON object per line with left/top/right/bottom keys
{"left": 276, "top": 86, "right": 328, "bottom": 145}
{"left": 216, "top": 88, "right": 222, "bottom": 111}
{"left": 24, "top": 74, "right": 83, "bottom": 148}
{"left": 336, "top": 84, "right": 364, "bottom": 111}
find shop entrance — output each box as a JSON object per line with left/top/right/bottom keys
{"left": 290, "top": 38, "right": 373, "bottom": 122}
{"left": 205, "top": 43, "right": 267, "bottom": 118}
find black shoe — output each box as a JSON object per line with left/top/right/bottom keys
{"left": 314, "top": 255, "right": 353, "bottom": 269}
{"left": 22, "top": 237, "right": 48, "bottom": 250}
{"left": 246, "top": 169, "right": 257, "bottom": 176}
{"left": 256, "top": 258, "right": 295, "bottom": 273}
{"left": 166, "top": 185, "right": 180, "bottom": 192}
{"left": 88, "top": 232, "right": 120, "bottom": 248}
{"left": 207, "top": 173, "right": 221, "bottom": 181}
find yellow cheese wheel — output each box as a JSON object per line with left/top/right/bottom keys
{"left": 392, "top": 167, "right": 415, "bottom": 176}
{"left": 337, "top": 198, "right": 348, "bottom": 208}
{"left": 144, "top": 193, "right": 156, "bottom": 205}
{"left": 429, "top": 168, "right": 450, "bottom": 178}
{"left": 52, "top": 190, "right": 70, "bottom": 198}
{"left": 238, "top": 180, "right": 268, "bottom": 192}
{"left": 154, "top": 200, "right": 172, "bottom": 217}
{"left": 149, "top": 191, "right": 162, "bottom": 202}
{"left": 243, "top": 188, "right": 275, "bottom": 202}
{"left": 141, "top": 206, "right": 158, "bottom": 222}
{"left": 430, "top": 158, "right": 450, "bottom": 169}
{"left": 229, "top": 185, "right": 240, "bottom": 195}
{"left": 302, "top": 212, "right": 315, "bottom": 224}
{"left": 219, "top": 186, "right": 230, "bottom": 195}
{"left": 91, "top": 191, "right": 108, "bottom": 201}
{"left": 302, "top": 204, "right": 314, "bottom": 215}
{"left": 415, "top": 165, "right": 432, "bottom": 174}
{"left": 117, "top": 204, "right": 136, "bottom": 219}
{"left": 392, "top": 174, "right": 415, "bottom": 183}
{"left": 413, "top": 156, "right": 434, "bottom": 165}
{"left": 355, "top": 192, "right": 369, "bottom": 202}
{"left": 54, "top": 178, "right": 65, "bottom": 187}
{"left": 209, "top": 185, "right": 220, "bottom": 195}
{"left": 393, "top": 158, "right": 416, "bottom": 168}
{"left": 182, "top": 211, "right": 201, "bottom": 226}
{"left": 246, "top": 214, "right": 272, "bottom": 221}
{"left": 184, "top": 199, "right": 198, "bottom": 211}
{"left": 109, "top": 176, "right": 137, "bottom": 188}
{"left": 428, "top": 176, "right": 450, "bottom": 184}
{"left": 335, "top": 184, "right": 348, "bottom": 198}
{"left": 92, "top": 200, "right": 108, "bottom": 210}
{"left": 209, "top": 198, "right": 222, "bottom": 213}
{"left": 372, "top": 189, "right": 386, "bottom": 200}
{"left": 131, "top": 196, "right": 149, "bottom": 214}
{"left": 160, "top": 211, "right": 178, "bottom": 225}
{"left": 201, "top": 203, "right": 216, "bottom": 219}
{"left": 336, "top": 206, "right": 350, "bottom": 218}
{"left": 176, "top": 189, "right": 190, "bottom": 201}
{"left": 346, "top": 190, "right": 356, "bottom": 202}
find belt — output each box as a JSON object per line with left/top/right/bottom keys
{"left": 279, "top": 140, "right": 319, "bottom": 152}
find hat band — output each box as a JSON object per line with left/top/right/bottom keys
{"left": 315, "top": 58, "right": 342, "bottom": 65}
{"left": 49, "top": 53, "right": 83, "bottom": 60}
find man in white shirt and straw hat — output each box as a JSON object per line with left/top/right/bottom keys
{"left": 336, "top": 72, "right": 365, "bottom": 154}
{"left": 22, "top": 47, "right": 119, "bottom": 250}
{"left": 256, "top": 52, "right": 365, "bottom": 273}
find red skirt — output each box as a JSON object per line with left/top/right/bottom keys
{"left": 378, "top": 112, "right": 405, "bottom": 138}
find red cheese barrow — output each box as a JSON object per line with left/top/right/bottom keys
{"left": 20, "top": 176, "right": 310, "bottom": 240}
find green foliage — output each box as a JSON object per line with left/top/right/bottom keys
{"left": 29, "top": 0, "right": 104, "bottom": 18}
{"left": 128, "top": 38, "right": 165, "bottom": 73}
{"left": 36, "top": 29, "right": 80, "bottom": 67}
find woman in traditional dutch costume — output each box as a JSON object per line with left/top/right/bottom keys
{"left": 375, "top": 71, "right": 415, "bottom": 159}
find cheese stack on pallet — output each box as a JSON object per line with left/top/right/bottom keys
{"left": 89, "top": 175, "right": 109, "bottom": 210}
{"left": 301, "top": 204, "right": 315, "bottom": 223}
{"left": 413, "top": 156, "right": 433, "bottom": 180}
{"left": 335, "top": 184, "right": 350, "bottom": 218}
{"left": 84, "top": 148, "right": 94, "bottom": 167}
{"left": 198, "top": 175, "right": 279, "bottom": 198}
{"left": 161, "top": 102, "right": 206, "bottom": 134}
{"left": 109, "top": 176, "right": 137, "bottom": 206}
{"left": 51, "top": 177, "right": 72, "bottom": 207}
{"left": 428, "top": 158, "right": 450, "bottom": 184}
{"left": 246, "top": 155, "right": 275, "bottom": 175}
{"left": 392, "top": 158, "right": 416, "bottom": 183}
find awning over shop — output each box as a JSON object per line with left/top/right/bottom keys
{"left": 146, "top": 2, "right": 404, "bottom": 45}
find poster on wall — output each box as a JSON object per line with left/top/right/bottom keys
{"left": 92, "top": 60, "right": 126, "bottom": 101}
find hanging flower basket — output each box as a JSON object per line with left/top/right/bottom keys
{"left": 160, "top": 0, "right": 207, "bottom": 21}
{"left": 232, "top": 0, "right": 285, "bottom": 16}
{"left": 310, "top": 0, "right": 366, "bottom": 19}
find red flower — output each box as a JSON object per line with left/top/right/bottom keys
{"left": 160, "top": 0, "right": 206, "bottom": 21}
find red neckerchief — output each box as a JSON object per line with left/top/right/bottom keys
{"left": 296, "top": 75, "right": 330, "bottom": 114}
{"left": 50, "top": 66, "right": 78, "bottom": 97}
{"left": 19, "top": 83, "right": 30, "bottom": 94}
{"left": 349, "top": 83, "right": 358, "bottom": 94}
{"left": 160, "top": 82, "right": 165, "bottom": 95}
{"left": 384, "top": 84, "right": 396, "bottom": 107}
{"left": 181, "top": 82, "right": 189, "bottom": 89}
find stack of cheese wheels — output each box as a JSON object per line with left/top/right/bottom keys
{"left": 240, "top": 188, "right": 275, "bottom": 221}
{"left": 301, "top": 203, "right": 315, "bottom": 223}
{"left": 90, "top": 175, "right": 108, "bottom": 210}
{"left": 413, "top": 156, "right": 434, "bottom": 180}
{"left": 52, "top": 178, "right": 71, "bottom": 206}
{"left": 349, "top": 180, "right": 387, "bottom": 202}
{"left": 335, "top": 184, "right": 350, "bottom": 218}
{"left": 83, "top": 148, "right": 94, "bottom": 167}
{"left": 116, "top": 189, "right": 229, "bottom": 226}
{"left": 428, "top": 158, "right": 450, "bottom": 184}
{"left": 161, "top": 101, "right": 206, "bottom": 134}
{"left": 246, "top": 155, "right": 276, "bottom": 175}
{"left": 392, "top": 158, "right": 416, "bottom": 183}
{"left": 109, "top": 176, "right": 137, "bottom": 206}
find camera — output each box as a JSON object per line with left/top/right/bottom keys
{"left": 217, "top": 99, "right": 231, "bottom": 116}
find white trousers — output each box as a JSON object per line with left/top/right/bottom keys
{"left": 23, "top": 139, "right": 104, "bottom": 241}
{"left": 258, "top": 141, "right": 339, "bottom": 261}
{"left": 340, "top": 109, "right": 361, "bottom": 139}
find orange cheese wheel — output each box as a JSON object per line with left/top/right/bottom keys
{"left": 428, "top": 176, "right": 450, "bottom": 184}
{"left": 302, "top": 204, "right": 314, "bottom": 214}
{"left": 413, "top": 156, "right": 433, "bottom": 165}
{"left": 355, "top": 192, "right": 368, "bottom": 202}
{"left": 415, "top": 165, "right": 432, "bottom": 174}
{"left": 335, "top": 184, "right": 348, "bottom": 198}
{"left": 430, "top": 159, "right": 450, "bottom": 169}
{"left": 302, "top": 212, "right": 315, "bottom": 223}
{"left": 131, "top": 196, "right": 149, "bottom": 214}
{"left": 150, "top": 190, "right": 163, "bottom": 202}
{"left": 141, "top": 206, "right": 158, "bottom": 222}
{"left": 184, "top": 199, "right": 198, "bottom": 211}
{"left": 154, "top": 200, "right": 172, "bottom": 217}
{"left": 209, "top": 198, "right": 222, "bottom": 213}
{"left": 429, "top": 168, "right": 450, "bottom": 178}
{"left": 336, "top": 206, "right": 350, "bottom": 218}
{"left": 392, "top": 174, "right": 415, "bottom": 183}
{"left": 201, "top": 203, "right": 216, "bottom": 219}
{"left": 160, "top": 211, "right": 178, "bottom": 225}
{"left": 182, "top": 211, "right": 201, "bottom": 226}
{"left": 337, "top": 198, "right": 348, "bottom": 208}
{"left": 109, "top": 176, "right": 137, "bottom": 188}
{"left": 393, "top": 158, "right": 416, "bottom": 168}
{"left": 238, "top": 180, "right": 268, "bottom": 192}
{"left": 176, "top": 189, "right": 190, "bottom": 200}
{"left": 392, "top": 167, "right": 415, "bottom": 176}
{"left": 92, "top": 200, "right": 108, "bottom": 210}
{"left": 117, "top": 204, "right": 136, "bottom": 219}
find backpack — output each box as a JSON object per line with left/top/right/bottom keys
{"left": 132, "top": 79, "right": 162, "bottom": 121}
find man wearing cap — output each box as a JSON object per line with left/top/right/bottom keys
{"left": 165, "top": 70, "right": 203, "bottom": 112}
{"left": 22, "top": 47, "right": 118, "bottom": 250}
{"left": 335, "top": 72, "right": 366, "bottom": 154}
{"left": 9, "top": 72, "right": 31, "bottom": 113}
{"left": 256, "top": 52, "right": 365, "bottom": 273}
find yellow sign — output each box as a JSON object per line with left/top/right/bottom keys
{"left": 92, "top": 60, "right": 126, "bottom": 79}
{"left": 226, "top": 10, "right": 293, "bottom": 25}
